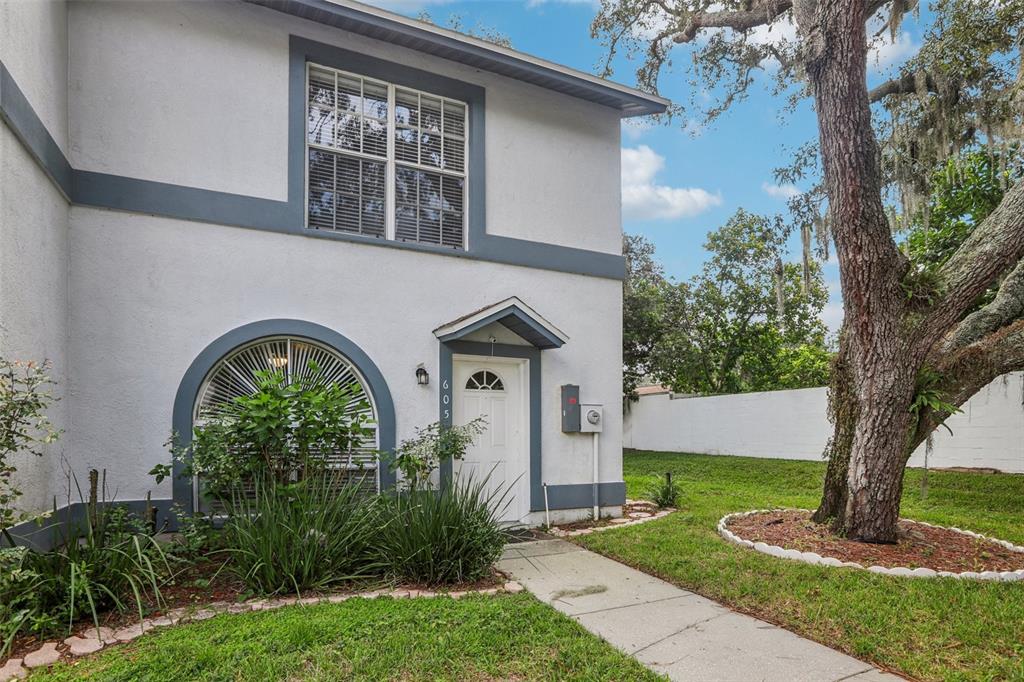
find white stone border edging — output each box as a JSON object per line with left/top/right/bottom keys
{"left": 0, "top": 581, "right": 526, "bottom": 680}
{"left": 548, "top": 500, "right": 675, "bottom": 537}
{"left": 718, "top": 509, "right": 1024, "bottom": 581}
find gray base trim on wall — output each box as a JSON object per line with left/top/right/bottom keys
{"left": 3, "top": 499, "right": 176, "bottom": 552}
{"left": 541, "top": 482, "right": 626, "bottom": 511}
{"left": 0, "top": 46, "right": 625, "bottom": 281}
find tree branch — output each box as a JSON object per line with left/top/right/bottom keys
{"left": 910, "top": 318, "right": 1024, "bottom": 451}
{"left": 917, "top": 179, "right": 1024, "bottom": 348}
{"left": 672, "top": 0, "right": 793, "bottom": 43}
{"left": 868, "top": 71, "right": 937, "bottom": 103}
{"left": 942, "top": 260, "right": 1024, "bottom": 353}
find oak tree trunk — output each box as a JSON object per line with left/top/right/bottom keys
{"left": 804, "top": 1, "right": 920, "bottom": 543}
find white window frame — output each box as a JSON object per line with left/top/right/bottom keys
{"left": 304, "top": 62, "right": 470, "bottom": 250}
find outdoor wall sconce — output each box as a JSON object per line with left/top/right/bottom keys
{"left": 416, "top": 365, "right": 429, "bottom": 386}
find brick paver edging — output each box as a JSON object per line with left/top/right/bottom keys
{"left": 719, "top": 509, "right": 1024, "bottom": 581}
{"left": 0, "top": 581, "right": 525, "bottom": 680}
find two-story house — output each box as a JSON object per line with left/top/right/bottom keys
{"left": 1, "top": 0, "right": 667, "bottom": 544}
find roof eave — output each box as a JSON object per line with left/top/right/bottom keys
{"left": 245, "top": 0, "right": 670, "bottom": 118}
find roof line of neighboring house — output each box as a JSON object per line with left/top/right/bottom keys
{"left": 246, "top": 0, "right": 671, "bottom": 117}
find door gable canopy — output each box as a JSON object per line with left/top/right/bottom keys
{"left": 433, "top": 297, "right": 568, "bottom": 350}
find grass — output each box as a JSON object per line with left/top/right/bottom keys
{"left": 30, "top": 594, "right": 661, "bottom": 681}
{"left": 578, "top": 450, "right": 1024, "bottom": 682}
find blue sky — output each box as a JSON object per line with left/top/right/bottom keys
{"left": 366, "top": 0, "right": 925, "bottom": 331}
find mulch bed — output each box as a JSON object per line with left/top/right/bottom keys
{"left": 6, "top": 557, "right": 505, "bottom": 663}
{"left": 727, "top": 510, "right": 1024, "bottom": 573}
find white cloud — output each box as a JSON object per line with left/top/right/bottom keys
{"left": 822, "top": 302, "right": 844, "bottom": 334}
{"left": 761, "top": 181, "right": 801, "bottom": 199}
{"left": 622, "top": 118, "right": 653, "bottom": 141}
{"left": 621, "top": 145, "right": 721, "bottom": 221}
{"left": 868, "top": 31, "right": 918, "bottom": 73}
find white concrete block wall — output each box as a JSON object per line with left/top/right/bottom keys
{"left": 624, "top": 374, "right": 1024, "bottom": 473}
{"left": 0, "top": 0, "right": 71, "bottom": 515}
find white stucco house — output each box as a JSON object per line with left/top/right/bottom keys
{"left": 0, "top": 0, "right": 667, "bottom": 546}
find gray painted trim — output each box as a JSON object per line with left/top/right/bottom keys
{"left": 436, "top": 306, "right": 564, "bottom": 349}
{"left": 3, "top": 499, "right": 176, "bottom": 552}
{"left": 0, "top": 62, "right": 72, "bottom": 199}
{"left": 439, "top": 341, "right": 544, "bottom": 512}
{"left": 543, "top": 482, "right": 626, "bottom": 510}
{"left": 0, "top": 52, "right": 625, "bottom": 280}
{"left": 247, "top": 0, "right": 669, "bottom": 117}
{"left": 170, "top": 319, "right": 397, "bottom": 511}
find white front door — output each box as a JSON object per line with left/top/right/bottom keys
{"left": 453, "top": 356, "right": 528, "bottom": 524}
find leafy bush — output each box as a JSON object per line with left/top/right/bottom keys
{"left": 386, "top": 419, "right": 486, "bottom": 491}
{"left": 220, "top": 471, "right": 384, "bottom": 595}
{"left": 183, "top": 364, "right": 374, "bottom": 499}
{"left": 647, "top": 473, "right": 682, "bottom": 509}
{"left": 0, "top": 503, "right": 169, "bottom": 656}
{"left": 0, "top": 360, "right": 60, "bottom": 540}
{"left": 379, "top": 473, "right": 509, "bottom": 586}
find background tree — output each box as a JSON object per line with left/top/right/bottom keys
{"left": 623, "top": 234, "right": 668, "bottom": 398}
{"left": 650, "top": 210, "right": 830, "bottom": 394}
{"left": 595, "top": 0, "right": 1024, "bottom": 542}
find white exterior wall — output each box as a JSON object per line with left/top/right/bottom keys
{"left": 624, "top": 374, "right": 1024, "bottom": 473}
{"left": 67, "top": 209, "right": 623, "bottom": 503}
{"left": 0, "top": 0, "right": 71, "bottom": 514}
{"left": 2, "top": 0, "right": 627, "bottom": 517}
{"left": 67, "top": 0, "right": 623, "bottom": 255}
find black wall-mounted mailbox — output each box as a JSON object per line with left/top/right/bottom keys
{"left": 561, "top": 384, "right": 581, "bottom": 433}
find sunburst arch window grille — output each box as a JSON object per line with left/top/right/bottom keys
{"left": 465, "top": 370, "right": 504, "bottom": 391}
{"left": 193, "top": 336, "right": 380, "bottom": 501}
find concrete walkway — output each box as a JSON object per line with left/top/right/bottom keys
{"left": 498, "top": 539, "right": 901, "bottom": 682}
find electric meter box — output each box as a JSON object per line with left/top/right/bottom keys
{"left": 561, "top": 384, "right": 580, "bottom": 432}
{"left": 580, "top": 404, "right": 603, "bottom": 433}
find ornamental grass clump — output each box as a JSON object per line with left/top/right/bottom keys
{"left": 378, "top": 473, "right": 510, "bottom": 587}
{"left": 220, "top": 471, "right": 385, "bottom": 595}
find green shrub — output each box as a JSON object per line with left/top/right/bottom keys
{"left": 0, "top": 503, "right": 168, "bottom": 656}
{"left": 0, "top": 359, "right": 60, "bottom": 540}
{"left": 182, "top": 364, "right": 374, "bottom": 500}
{"left": 385, "top": 419, "right": 487, "bottom": 492}
{"left": 220, "top": 471, "right": 384, "bottom": 595}
{"left": 379, "top": 474, "right": 509, "bottom": 586}
{"left": 647, "top": 473, "right": 682, "bottom": 509}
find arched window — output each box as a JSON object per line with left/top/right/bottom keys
{"left": 193, "top": 336, "right": 379, "bottom": 503}
{"left": 465, "top": 370, "right": 504, "bottom": 391}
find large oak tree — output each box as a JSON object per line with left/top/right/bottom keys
{"left": 596, "top": 0, "right": 1024, "bottom": 542}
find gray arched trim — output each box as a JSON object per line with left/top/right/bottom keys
{"left": 171, "top": 319, "right": 397, "bottom": 511}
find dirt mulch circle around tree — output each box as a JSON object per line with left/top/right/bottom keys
{"left": 721, "top": 509, "right": 1024, "bottom": 579}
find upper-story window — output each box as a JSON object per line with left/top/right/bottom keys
{"left": 306, "top": 63, "right": 468, "bottom": 249}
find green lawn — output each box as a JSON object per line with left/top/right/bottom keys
{"left": 578, "top": 450, "right": 1024, "bottom": 682}
{"left": 31, "top": 593, "right": 660, "bottom": 681}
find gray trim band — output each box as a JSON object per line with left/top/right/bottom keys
{"left": 4, "top": 499, "right": 175, "bottom": 552}
{"left": 0, "top": 48, "right": 625, "bottom": 281}
{"left": 542, "top": 482, "right": 626, "bottom": 510}
{"left": 0, "top": 62, "right": 72, "bottom": 199}
{"left": 170, "top": 319, "right": 397, "bottom": 511}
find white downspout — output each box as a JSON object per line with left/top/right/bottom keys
{"left": 592, "top": 431, "right": 600, "bottom": 521}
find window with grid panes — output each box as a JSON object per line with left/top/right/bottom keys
{"left": 306, "top": 63, "right": 468, "bottom": 249}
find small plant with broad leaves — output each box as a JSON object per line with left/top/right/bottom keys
{"left": 0, "top": 359, "right": 60, "bottom": 543}
{"left": 386, "top": 418, "right": 487, "bottom": 492}
{"left": 178, "top": 362, "right": 374, "bottom": 502}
